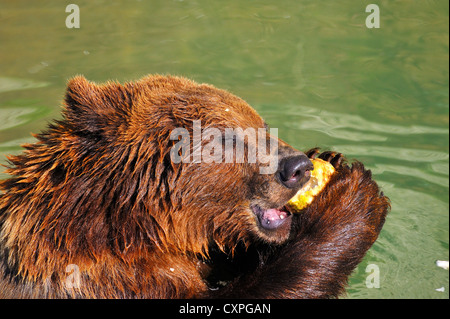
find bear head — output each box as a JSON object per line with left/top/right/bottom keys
{"left": 34, "top": 75, "right": 314, "bottom": 258}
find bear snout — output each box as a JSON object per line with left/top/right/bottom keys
{"left": 277, "top": 154, "right": 313, "bottom": 189}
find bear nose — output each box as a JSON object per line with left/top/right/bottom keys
{"left": 278, "top": 154, "right": 314, "bottom": 189}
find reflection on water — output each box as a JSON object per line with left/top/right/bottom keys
{"left": 287, "top": 104, "right": 448, "bottom": 136}
{"left": 375, "top": 164, "right": 447, "bottom": 188}
{"left": 0, "top": 0, "right": 448, "bottom": 298}
{"left": 0, "top": 107, "right": 44, "bottom": 131}
{"left": 0, "top": 137, "right": 37, "bottom": 151}
{"left": 0, "top": 77, "right": 49, "bottom": 93}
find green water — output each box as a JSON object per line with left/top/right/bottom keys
{"left": 0, "top": 1, "right": 448, "bottom": 299}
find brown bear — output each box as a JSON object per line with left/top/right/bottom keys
{"left": 0, "top": 75, "right": 389, "bottom": 298}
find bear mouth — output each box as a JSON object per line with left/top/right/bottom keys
{"left": 251, "top": 204, "right": 292, "bottom": 230}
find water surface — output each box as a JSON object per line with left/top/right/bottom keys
{"left": 0, "top": 0, "right": 448, "bottom": 298}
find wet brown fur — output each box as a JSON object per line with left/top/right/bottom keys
{"left": 0, "top": 75, "right": 389, "bottom": 298}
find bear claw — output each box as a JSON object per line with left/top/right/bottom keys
{"left": 305, "top": 148, "right": 345, "bottom": 170}
{"left": 305, "top": 147, "right": 320, "bottom": 159}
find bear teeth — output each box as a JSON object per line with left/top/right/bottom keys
{"left": 251, "top": 205, "right": 291, "bottom": 230}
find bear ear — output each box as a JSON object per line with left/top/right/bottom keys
{"left": 64, "top": 76, "right": 131, "bottom": 133}
{"left": 65, "top": 75, "right": 102, "bottom": 112}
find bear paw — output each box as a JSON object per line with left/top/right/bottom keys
{"left": 305, "top": 148, "right": 346, "bottom": 170}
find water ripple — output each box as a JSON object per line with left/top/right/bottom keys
{"left": 281, "top": 105, "right": 448, "bottom": 140}
{"left": 0, "top": 107, "right": 39, "bottom": 131}
{"left": 0, "top": 76, "right": 49, "bottom": 93}
{"left": 332, "top": 145, "right": 449, "bottom": 164}
{"left": 373, "top": 164, "right": 449, "bottom": 188}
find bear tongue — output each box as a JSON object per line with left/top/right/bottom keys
{"left": 258, "top": 208, "right": 289, "bottom": 230}
{"left": 263, "top": 208, "right": 288, "bottom": 221}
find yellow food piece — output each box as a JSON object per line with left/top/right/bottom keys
{"left": 286, "top": 158, "right": 335, "bottom": 213}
